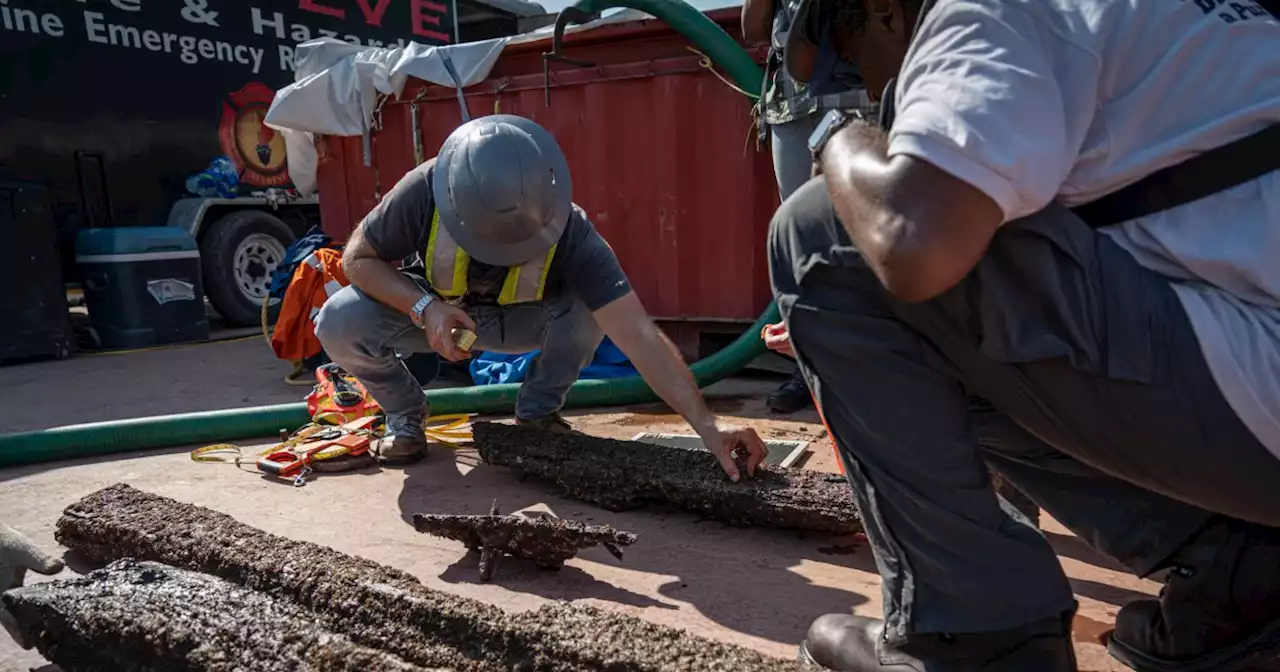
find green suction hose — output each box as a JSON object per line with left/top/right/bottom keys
{"left": 556, "top": 0, "right": 765, "bottom": 93}
{"left": 0, "top": 0, "right": 780, "bottom": 469}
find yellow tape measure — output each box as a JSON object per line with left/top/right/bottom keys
{"left": 452, "top": 328, "right": 477, "bottom": 353}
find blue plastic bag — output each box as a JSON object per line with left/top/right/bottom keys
{"left": 185, "top": 156, "right": 241, "bottom": 198}
{"left": 469, "top": 337, "right": 635, "bottom": 385}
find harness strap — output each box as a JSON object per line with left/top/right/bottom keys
{"left": 1070, "top": 124, "right": 1280, "bottom": 228}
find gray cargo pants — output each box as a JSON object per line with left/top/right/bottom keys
{"left": 771, "top": 114, "right": 822, "bottom": 201}
{"left": 769, "top": 178, "right": 1280, "bottom": 644}
{"left": 314, "top": 276, "right": 603, "bottom": 420}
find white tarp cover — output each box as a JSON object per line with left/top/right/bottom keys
{"left": 264, "top": 10, "right": 652, "bottom": 195}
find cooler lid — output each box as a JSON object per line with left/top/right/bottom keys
{"left": 76, "top": 227, "right": 198, "bottom": 258}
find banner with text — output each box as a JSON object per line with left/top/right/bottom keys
{"left": 0, "top": 0, "right": 455, "bottom": 221}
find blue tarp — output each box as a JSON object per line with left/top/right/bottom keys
{"left": 469, "top": 337, "right": 635, "bottom": 385}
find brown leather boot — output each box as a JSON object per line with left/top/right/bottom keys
{"left": 799, "top": 609, "right": 1077, "bottom": 671}
{"left": 515, "top": 413, "right": 582, "bottom": 435}
{"left": 1108, "top": 518, "right": 1280, "bottom": 671}
{"left": 374, "top": 408, "right": 428, "bottom": 466}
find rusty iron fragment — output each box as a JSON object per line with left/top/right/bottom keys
{"left": 413, "top": 500, "right": 638, "bottom": 581}
{"left": 2, "top": 559, "right": 438, "bottom": 672}
{"left": 473, "top": 422, "right": 861, "bottom": 534}
{"left": 54, "top": 484, "right": 805, "bottom": 672}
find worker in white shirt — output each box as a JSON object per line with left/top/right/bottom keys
{"left": 766, "top": 0, "right": 1280, "bottom": 669}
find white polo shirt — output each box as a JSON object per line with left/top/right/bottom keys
{"left": 887, "top": 0, "right": 1280, "bottom": 459}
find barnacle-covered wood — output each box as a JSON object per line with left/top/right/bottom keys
{"left": 2, "top": 559, "right": 437, "bottom": 672}
{"left": 413, "top": 500, "right": 637, "bottom": 581}
{"left": 54, "top": 484, "right": 805, "bottom": 672}
{"left": 473, "top": 422, "right": 861, "bottom": 534}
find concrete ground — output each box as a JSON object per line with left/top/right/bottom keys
{"left": 0, "top": 339, "right": 1156, "bottom": 671}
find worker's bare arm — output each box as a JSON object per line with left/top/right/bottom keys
{"left": 592, "top": 291, "right": 767, "bottom": 481}
{"left": 339, "top": 158, "right": 442, "bottom": 317}
{"left": 741, "top": 0, "right": 775, "bottom": 45}
{"left": 820, "top": 121, "right": 1003, "bottom": 303}
{"left": 341, "top": 228, "right": 474, "bottom": 361}
{"left": 340, "top": 226, "right": 427, "bottom": 316}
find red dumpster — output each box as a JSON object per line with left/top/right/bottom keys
{"left": 315, "top": 8, "right": 779, "bottom": 356}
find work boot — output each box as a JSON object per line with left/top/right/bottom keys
{"left": 374, "top": 408, "right": 428, "bottom": 466}
{"left": 1108, "top": 518, "right": 1280, "bottom": 671}
{"left": 516, "top": 413, "right": 582, "bottom": 435}
{"left": 768, "top": 369, "right": 813, "bottom": 414}
{"left": 799, "top": 609, "right": 1077, "bottom": 671}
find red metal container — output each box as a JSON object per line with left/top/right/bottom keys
{"left": 316, "top": 9, "right": 778, "bottom": 350}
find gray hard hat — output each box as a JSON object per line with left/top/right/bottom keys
{"left": 433, "top": 115, "right": 572, "bottom": 267}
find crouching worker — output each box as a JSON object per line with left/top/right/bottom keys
{"left": 315, "top": 115, "right": 767, "bottom": 476}
{"left": 769, "top": 0, "right": 1280, "bottom": 670}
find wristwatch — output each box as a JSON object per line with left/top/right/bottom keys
{"left": 808, "top": 109, "right": 853, "bottom": 163}
{"left": 409, "top": 293, "right": 435, "bottom": 329}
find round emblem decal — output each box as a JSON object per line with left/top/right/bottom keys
{"left": 220, "top": 82, "right": 291, "bottom": 189}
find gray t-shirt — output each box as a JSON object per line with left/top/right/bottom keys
{"left": 360, "top": 161, "right": 632, "bottom": 311}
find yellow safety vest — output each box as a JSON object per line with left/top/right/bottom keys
{"left": 423, "top": 210, "right": 557, "bottom": 305}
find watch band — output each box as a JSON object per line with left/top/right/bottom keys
{"left": 808, "top": 109, "right": 853, "bottom": 163}
{"left": 409, "top": 293, "right": 434, "bottom": 329}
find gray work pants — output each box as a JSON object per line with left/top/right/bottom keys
{"left": 769, "top": 178, "right": 1280, "bottom": 644}
{"left": 771, "top": 114, "right": 823, "bottom": 201}
{"left": 314, "top": 277, "right": 603, "bottom": 420}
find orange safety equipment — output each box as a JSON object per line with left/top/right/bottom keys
{"left": 305, "top": 363, "right": 382, "bottom": 425}
{"left": 271, "top": 247, "right": 349, "bottom": 362}
{"left": 255, "top": 416, "right": 380, "bottom": 484}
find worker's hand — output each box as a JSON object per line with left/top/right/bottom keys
{"left": 1, "top": 524, "right": 65, "bottom": 649}
{"left": 699, "top": 423, "right": 768, "bottom": 482}
{"left": 761, "top": 322, "right": 795, "bottom": 358}
{"left": 423, "top": 302, "right": 477, "bottom": 362}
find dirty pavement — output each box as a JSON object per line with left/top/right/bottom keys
{"left": 0, "top": 342, "right": 1155, "bottom": 671}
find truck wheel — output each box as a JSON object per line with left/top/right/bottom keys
{"left": 201, "top": 210, "right": 295, "bottom": 327}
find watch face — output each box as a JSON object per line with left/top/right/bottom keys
{"left": 808, "top": 109, "right": 846, "bottom": 153}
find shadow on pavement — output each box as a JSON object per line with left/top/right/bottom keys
{"left": 0, "top": 447, "right": 192, "bottom": 488}
{"left": 439, "top": 550, "right": 678, "bottom": 610}
{"left": 1043, "top": 531, "right": 1134, "bottom": 575}
{"left": 601, "top": 376, "right": 822, "bottom": 428}
{"left": 395, "top": 445, "right": 872, "bottom": 646}
{"left": 1067, "top": 577, "right": 1155, "bottom": 609}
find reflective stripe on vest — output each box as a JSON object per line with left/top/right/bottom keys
{"left": 423, "top": 210, "right": 556, "bottom": 305}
